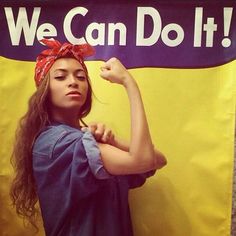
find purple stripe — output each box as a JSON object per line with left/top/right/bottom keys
{"left": 0, "top": 1, "right": 235, "bottom": 68}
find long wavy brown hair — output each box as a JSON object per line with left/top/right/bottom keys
{"left": 10, "top": 70, "right": 92, "bottom": 231}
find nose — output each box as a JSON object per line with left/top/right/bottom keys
{"left": 68, "top": 75, "right": 78, "bottom": 88}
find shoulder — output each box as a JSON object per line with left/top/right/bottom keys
{"left": 42, "top": 123, "right": 83, "bottom": 136}
{"left": 33, "top": 124, "right": 111, "bottom": 180}
{"left": 33, "top": 123, "right": 83, "bottom": 157}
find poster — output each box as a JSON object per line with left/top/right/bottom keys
{"left": 0, "top": 1, "right": 236, "bottom": 235}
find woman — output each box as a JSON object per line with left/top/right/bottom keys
{"left": 10, "top": 39, "right": 167, "bottom": 236}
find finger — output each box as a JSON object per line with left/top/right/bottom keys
{"left": 100, "top": 57, "right": 118, "bottom": 73}
{"left": 100, "top": 71, "right": 112, "bottom": 82}
{"left": 100, "top": 64, "right": 110, "bottom": 71}
{"left": 101, "top": 129, "right": 112, "bottom": 143}
{"left": 109, "top": 133, "right": 115, "bottom": 144}
{"left": 94, "top": 123, "right": 105, "bottom": 140}
{"left": 87, "top": 122, "right": 97, "bottom": 135}
{"left": 103, "top": 132, "right": 115, "bottom": 144}
{"left": 100, "top": 70, "right": 109, "bottom": 79}
{"left": 100, "top": 60, "right": 112, "bottom": 72}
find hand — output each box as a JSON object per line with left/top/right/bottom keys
{"left": 100, "top": 57, "right": 132, "bottom": 85}
{"left": 83, "top": 122, "right": 115, "bottom": 144}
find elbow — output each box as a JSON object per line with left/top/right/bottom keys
{"left": 154, "top": 152, "right": 167, "bottom": 169}
{"left": 142, "top": 152, "right": 168, "bottom": 172}
{"left": 129, "top": 149, "right": 167, "bottom": 173}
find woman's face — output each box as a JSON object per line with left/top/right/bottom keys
{"left": 49, "top": 58, "right": 89, "bottom": 114}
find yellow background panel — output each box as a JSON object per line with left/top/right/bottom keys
{"left": 0, "top": 57, "right": 235, "bottom": 235}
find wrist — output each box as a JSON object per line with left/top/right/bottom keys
{"left": 122, "top": 73, "right": 136, "bottom": 88}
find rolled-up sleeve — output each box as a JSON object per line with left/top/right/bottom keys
{"left": 82, "top": 131, "right": 111, "bottom": 179}
{"left": 33, "top": 127, "right": 112, "bottom": 202}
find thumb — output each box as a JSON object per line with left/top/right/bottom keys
{"left": 100, "top": 68, "right": 111, "bottom": 80}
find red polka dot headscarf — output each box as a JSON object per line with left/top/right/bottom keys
{"left": 34, "top": 38, "right": 95, "bottom": 87}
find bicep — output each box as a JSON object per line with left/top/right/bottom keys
{"left": 98, "top": 143, "right": 154, "bottom": 175}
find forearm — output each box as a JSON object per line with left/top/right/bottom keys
{"left": 99, "top": 57, "right": 166, "bottom": 173}
{"left": 111, "top": 136, "right": 167, "bottom": 170}
{"left": 111, "top": 137, "right": 130, "bottom": 152}
{"left": 123, "top": 75, "right": 154, "bottom": 162}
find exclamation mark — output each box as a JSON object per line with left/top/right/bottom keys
{"left": 221, "top": 7, "right": 233, "bottom": 47}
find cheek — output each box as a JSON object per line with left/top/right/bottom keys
{"left": 49, "top": 81, "right": 56, "bottom": 103}
{"left": 49, "top": 87, "right": 61, "bottom": 105}
{"left": 82, "top": 81, "right": 89, "bottom": 96}
{"left": 80, "top": 82, "right": 90, "bottom": 106}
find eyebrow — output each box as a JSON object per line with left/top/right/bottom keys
{"left": 53, "top": 68, "right": 85, "bottom": 73}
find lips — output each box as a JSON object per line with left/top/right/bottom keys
{"left": 66, "top": 91, "right": 82, "bottom": 98}
{"left": 66, "top": 90, "right": 81, "bottom": 96}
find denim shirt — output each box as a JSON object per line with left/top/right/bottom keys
{"left": 33, "top": 123, "right": 155, "bottom": 236}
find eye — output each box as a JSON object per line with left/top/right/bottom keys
{"left": 54, "top": 76, "right": 65, "bottom": 80}
{"left": 75, "top": 72, "right": 86, "bottom": 81}
{"left": 76, "top": 75, "right": 86, "bottom": 81}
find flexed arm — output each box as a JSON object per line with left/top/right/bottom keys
{"left": 98, "top": 58, "right": 166, "bottom": 175}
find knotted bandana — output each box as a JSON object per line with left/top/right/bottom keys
{"left": 34, "top": 38, "right": 95, "bottom": 87}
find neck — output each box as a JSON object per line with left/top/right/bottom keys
{"left": 50, "top": 108, "right": 81, "bottom": 128}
